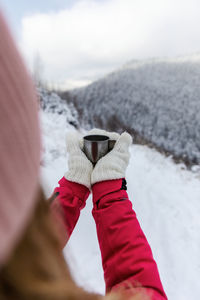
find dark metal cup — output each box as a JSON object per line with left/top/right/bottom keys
{"left": 83, "top": 135, "right": 116, "bottom": 164}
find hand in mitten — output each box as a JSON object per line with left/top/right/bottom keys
{"left": 87, "top": 128, "right": 132, "bottom": 185}
{"left": 64, "top": 131, "right": 93, "bottom": 190}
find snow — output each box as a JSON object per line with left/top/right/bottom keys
{"left": 67, "top": 55, "right": 200, "bottom": 165}
{"left": 40, "top": 107, "right": 200, "bottom": 300}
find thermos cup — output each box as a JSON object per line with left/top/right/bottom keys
{"left": 83, "top": 135, "right": 116, "bottom": 164}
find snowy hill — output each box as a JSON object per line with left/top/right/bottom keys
{"left": 38, "top": 88, "right": 79, "bottom": 164}
{"left": 39, "top": 87, "right": 79, "bottom": 128}
{"left": 62, "top": 55, "right": 200, "bottom": 166}
{"left": 39, "top": 95, "right": 200, "bottom": 300}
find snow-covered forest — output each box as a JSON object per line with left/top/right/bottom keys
{"left": 39, "top": 87, "right": 200, "bottom": 300}
{"left": 61, "top": 55, "right": 200, "bottom": 166}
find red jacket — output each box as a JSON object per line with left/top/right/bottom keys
{"left": 51, "top": 177, "right": 167, "bottom": 300}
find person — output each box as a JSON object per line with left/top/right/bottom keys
{"left": 0, "top": 11, "right": 167, "bottom": 300}
{"left": 50, "top": 129, "right": 167, "bottom": 300}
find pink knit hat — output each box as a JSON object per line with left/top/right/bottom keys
{"left": 0, "top": 13, "right": 41, "bottom": 266}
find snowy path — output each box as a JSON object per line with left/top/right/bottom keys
{"left": 41, "top": 111, "right": 200, "bottom": 300}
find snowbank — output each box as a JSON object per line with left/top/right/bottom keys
{"left": 40, "top": 107, "right": 200, "bottom": 300}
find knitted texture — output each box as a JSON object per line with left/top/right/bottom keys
{"left": 88, "top": 129, "right": 133, "bottom": 185}
{"left": 0, "top": 13, "right": 41, "bottom": 267}
{"left": 64, "top": 131, "right": 93, "bottom": 190}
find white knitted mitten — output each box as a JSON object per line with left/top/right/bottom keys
{"left": 64, "top": 131, "right": 93, "bottom": 190}
{"left": 87, "top": 128, "right": 132, "bottom": 185}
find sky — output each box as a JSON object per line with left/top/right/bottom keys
{"left": 1, "top": 0, "right": 200, "bottom": 90}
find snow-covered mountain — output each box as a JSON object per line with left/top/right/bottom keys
{"left": 62, "top": 55, "right": 200, "bottom": 166}
{"left": 38, "top": 88, "right": 79, "bottom": 164}
{"left": 39, "top": 94, "right": 200, "bottom": 300}
{"left": 39, "top": 87, "right": 79, "bottom": 128}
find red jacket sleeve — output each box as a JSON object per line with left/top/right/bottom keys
{"left": 92, "top": 178, "right": 167, "bottom": 300}
{"left": 50, "top": 176, "right": 90, "bottom": 247}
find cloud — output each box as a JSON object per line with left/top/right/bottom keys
{"left": 20, "top": 0, "right": 200, "bottom": 89}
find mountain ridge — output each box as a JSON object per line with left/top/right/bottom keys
{"left": 60, "top": 54, "right": 200, "bottom": 166}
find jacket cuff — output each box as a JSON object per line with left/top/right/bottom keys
{"left": 55, "top": 176, "right": 90, "bottom": 202}
{"left": 92, "top": 178, "right": 125, "bottom": 204}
